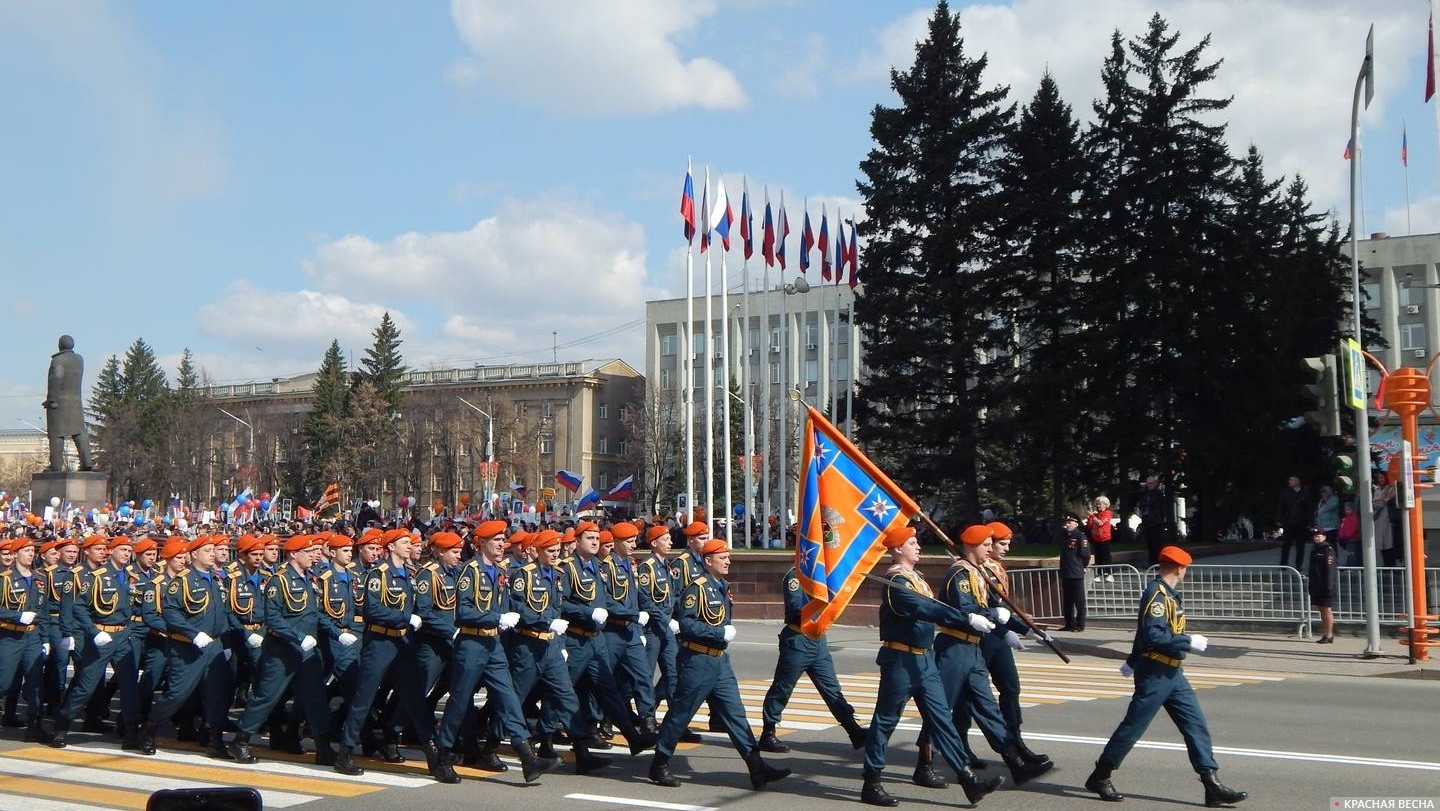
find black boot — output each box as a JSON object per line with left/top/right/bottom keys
{"left": 913, "top": 754, "right": 948, "bottom": 789}
{"left": 1016, "top": 735, "right": 1051, "bottom": 766}
{"left": 639, "top": 715, "right": 659, "bottom": 736}
{"left": 334, "top": 744, "right": 365, "bottom": 776}
{"left": 228, "top": 732, "right": 259, "bottom": 764}
{"left": 743, "top": 750, "right": 791, "bottom": 791}
{"left": 313, "top": 735, "right": 337, "bottom": 767}
{"left": 41, "top": 716, "right": 68, "bottom": 749}
{"left": 137, "top": 721, "right": 156, "bottom": 756}
{"left": 862, "top": 767, "right": 899, "bottom": 807}
{"left": 1, "top": 712, "right": 21, "bottom": 728}
{"left": 377, "top": 732, "right": 406, "bottom": 764}
{"left": 534, "top": 732, "right": 559, "bottom": 759}
{"left": 424, "top": 740, "right": 460, "bottom": 784}
{"left": 82, "top": 712, "right": 112, "bottom": 733}
{"left": 515, "top": 739, "right": 560, "bottom": 783}
{"left": 574, "top": 742, "right": 612, "bottom": 774}
{"left": 1085, "top": 760, "right": 1123, "bottom": 802}
{"left": 622, "top": 720, "right": 660, "bottom": 756}
{"left": 648, "top": 753, "right": 680, "bottom": 787}
{"left": 120, "top": 721, "right": 143, "bottom": 751}
{"left": 205, "top": 728, "right": 231, "bottom": 760}
{"left": 956, "top": 766, "right": 1005, "bottom": 804}
{"left": 679, "top": 728, "right": 703, "bottom": 743}
{"left": 270, "top": 725, "right": 307, "bottom": 755}
{"left": 758, "top": 724, "right": 790, "bottom": 753}
{"left": 24, "top": 718, "right": 44, "bottom": 743}
{"left": 1002, "top": 740, "right": 1053, "bottom": 785}
{"left": 842, "top": 716, "right": 868, "bottom": 750}
{"left": 1200, "top": 769, "right": 1247, "bottom": 807}
{"left": 475, "top": 738, "right": 507, "bottom": 771}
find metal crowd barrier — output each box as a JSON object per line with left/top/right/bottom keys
{"left": 1332, "top": 566, "right": 1440, "bottom": 626}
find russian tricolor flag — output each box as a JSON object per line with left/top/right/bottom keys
{"left": 555, "top": 469, "right": 584, "bottom": 493}
{"left": 680, "top": 168, "right": 697, "bottom": 244}
{"left": 740, "top": 184, "right": 753, "bottom": 260}
{"left": 576, "top": 489, "right": 602, "bottom": 512}
{"left": 712, "top": 176, "right": 735, "bottom": 251}
{"left": 606, "top": 475, "right": 635, "bottom": 501}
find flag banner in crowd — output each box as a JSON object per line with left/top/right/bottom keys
{"left": 795, "top": 406, "right": 921, "bottom": 638}
{"left": 510, "top": 480, "right": 528, "bottom": 500}
{"left": 606, "top": 475, "right": 635, "bottom": 501}
{"left": 576, "top": 488, "right": 602, "bottom": 511}
{"left": 313, "top": 481, "right": 340, "bottom": 513}
{"left": 555, "top": 469, "right": 584, "bottom": 493}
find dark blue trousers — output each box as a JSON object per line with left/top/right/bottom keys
{"left": 655, "top": 647, "right": 757, "bottom": 759}
{"left": 863, "top": 646, "right": 971, "bottom": 774}
{"left": 761, "top": 627, "right": 855, "bottom": 727}
{"left": 1100, "top": 657, "right": 1218, "bottom": 773}
{"left": 436, "top": 632, "right": 529, "bottom": 750}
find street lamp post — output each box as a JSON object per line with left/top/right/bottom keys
{"left": 457, "top": 397, "right": 496, "bottom": 515}
{"left": 217, "top": 408, "right": 254, "bottom": 488}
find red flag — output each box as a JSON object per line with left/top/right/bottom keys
{"left": 680, "top": 168, "right": 697, "bottom": 244}
{"left": 846, "top": 221, "right": 859, "bottom": 289}
{"left": 1428, "top": 11, "right": 1436, "bottom": 102}
{"left": 740, "top": 184, "right": 753, "bottom": 260}
{"left": 777, "top": 202, "right": 791, "bottom": 270}
{"left": 1343, "top": 138, "right": 1353, "bottom": 161}
{"left": 761, "top": 195, "right": 775, "bottom": 267}
{"left": 819, "top": 209, "right": 831, "bottom": 282}
{"left": 800, "top": 208, "right": 813, "bottom": 274}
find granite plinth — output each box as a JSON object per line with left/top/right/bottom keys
{"left": 30, "top": 470, "right": 108, "bottom": 511}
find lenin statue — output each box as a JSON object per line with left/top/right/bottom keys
{"left": 42, "top": 334, "right": 94, "bottom": 471}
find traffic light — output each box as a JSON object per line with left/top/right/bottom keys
{"left": 1301, "top": 354, "right": 1341, "bottom": 437}
{"left": 1333, "top": 451, "right": 1355, "bottom": 493}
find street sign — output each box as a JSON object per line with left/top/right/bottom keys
{"left": 1400, "top": 439, "right": 1416, "bottom": 509}
{"left": 1343, "top": 338, "right": 1365, "bottom": 410}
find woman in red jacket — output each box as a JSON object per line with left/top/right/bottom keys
{"left": 1086, "top": 496, "right": 1114, "bottom": 578}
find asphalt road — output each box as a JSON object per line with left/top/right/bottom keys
{"left": 2, "top": 620, "right": 1436, "bottom": 811}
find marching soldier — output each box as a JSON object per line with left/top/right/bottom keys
{"left": 637, "top": 524, "right": 679, "bottom": 718}
{"left": 40, "top": 538, "right": 80, "bottom": 717}
{"left": 226, "top": 535, "right": 270, "bottom": 737}
{"left": 434, "top": 519, "right": 558, "bottom": 784}
{"left": 669, "top": 521, "right": 719, "bottom": 741}
{"left": 317, "top": 533, "right": 362, "bottom": 730}
{"left": 507, "top": 529, "right": 581, "bottom": 761}
{"left": 228, "top": 535, "right": 337, "bottom": 767}
{"left": 647, "top": 538, "right": 789, "bottom": 790}
{"left": 758, "top": 562, "right": 868, "bottom": 753}
{"left": 140, "top": 536, "right": 234, "bottom": 759}
{"left": 0, "top": 538, "right": 49, "bottom": 740}
{"left": 1086, "top": 546, "right": 1247, "bottom": 806}
{"left": 133, "top": 539, "right": 189, "bottom": 732}
{"left": 859, "top": 525, "right": 1003, "bottom": 807}
{"left": 600, "top": 521, "right": 659, "bottom": 733}
{"left": 405, "top": 531, "right": 463, "bottom": 753}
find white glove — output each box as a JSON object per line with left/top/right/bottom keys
{"left": 246, "top": 633, "right": 264, "bottom": 649}
{"left": 93, "top": 630, "right": 113, "bottom": 647}
{"left": 452, "top": 628, "right": 460, "bottom": 640}
{"left": 1119, "top": 663, "right": 1134, "bottom": 677}
{"left": 223, "top": 649, "right": 232, "bottom": 661}
{"left": 640, "top": 635, "right": 647, "bottom": 647}
{"left": 300, "top": 635, "right": 317, "bottom": 653}
{"left": 61, "top": 636, "right": 75, "bottom": 652}
{"left": 1027, "top": 628, "right": 1054, "bottom": 644}
{"left": 193, "top": 631, "right": 213, "bottom": 649}
{"left": 590, "top": 607, "right": 609, "bottom": 625}
{"left": 561, "top": 648, "right": 569, "bottom": 661}
{"left": 1189, "top": 633, "right": 1209, "bottom": 653}
{"left": 41, "top": 642, "right": 51, "bottom": 657}
{"left": 968, "top": 614, "right": 997, "bottom": 634}
{"left": 18, "top": 611, "right": 36, "bottom": 625}
{"left": 549, "top": 618, "right": 570, "bottom": 635}
{"left": 1005, "top": 630, "right": 1024, "bottom": 651}
{"left": 338, "top": 631, "right": 358, "bottom": 647}
{"left": 995, "top": 607, "right": 1011, "bottom": 626}
{"left": 668, "top": 618, "right": 680, "bottom": 634}
{"left": 637, "top": 611, "right": 650, "bottom": 627}
{"left": 498, "top": 612, "right": 520, "bottom": 630}
{"left": 723, "top": 624, "right": 737, "bottom": 642}
{"left": 408, "top": 614, "right": 422, "bottom": 630}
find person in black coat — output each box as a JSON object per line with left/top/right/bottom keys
{"left": 1307, "top": 526, "right": 1338, "bottom": 643}
{"left": 1057, "top": 514, "right": 1092, "bottom": 632}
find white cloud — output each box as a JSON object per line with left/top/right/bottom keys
{"left": 196, "top": 281, "right": 411, "bottom": 353}
{"left": 446, "top": 0, "right": 746, "bottom": 115}
{"left": 854, "top": 0, "right": 1416, "bottom": 216}
{"left": 1381, "top": 194, "right": 1440, "bottom": 238}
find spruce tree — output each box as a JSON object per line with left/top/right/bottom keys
{"left": 304, "top": 340, "right": 351, "bottom": 496}
{"left": 87, "top": 354, "right": 124, "bottom": 427}
{"left": 361, "top": 312, "right": 406, "bottom": 413}
{"left": 855, "top": 0, "right": 1013, "bottom": 516}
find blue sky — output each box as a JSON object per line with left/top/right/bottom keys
{"left": 0, "top": 0, "right": 1434, "bottom": 433}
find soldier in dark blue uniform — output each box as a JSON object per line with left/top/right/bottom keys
{"left": 859, "top": 526, "right": 1004, "bottom": 807}
{"left": 317, "top": 533, "right": 362, "bottom": 730}
{"left": 648, "top": 539, "right": 789, "bottom": 791}
{"left": 134, "top": 540, "right": 188, "bottom": 734}
{"left": 139, "top": 536, "right": 234, "bottom": 758}
{"left": 228, "top": 535, "right": 337, "bottom": 766}
{"left": 507, "top": 529, "right": 583, "bottom": 761}
{"left": 335, "top": 528, "right": 446, "bottom": 779}
{"left": 637, "top": 524, "right": 678, "bottom": 720}
{"left": 669, "top": 521, "right": 720, "bottom": 741}
{"left": 40, "top": 538, "right": 80, "bottom": 719}
{"left": 758, "top": 563, "right": 867, "bottom": 753}
{"left": 600, "top": 522, "right": 659, "bottom": 734}
{"left": 407, "top": 530, "right": 463, "bottom": 755}
{"left": 434, "top": 520, "right": 557, "bottom": 784}
{"left": 0, "top": 538, "right": 49, "bottom": 738}
{"left": 1086, "top": 546, "right": 1247, "bottom": 806}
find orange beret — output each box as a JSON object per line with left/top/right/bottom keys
{"left": 611, "top": 522, "right": 639, "bottom": 541}
{"left": 160, "top": 539, "right": 189, "bottom": 559}
{"left": 260, "top": 534, "right": 280, "bottom": 547}
{"left": 83, "top": 534, "right": 110, "bottom": 549}
{"left": 883, "top": 525, "right": 916, "bottom": 549}
{"left": 109, "top": 535, "right": 134, "bottom": 548}
{"left": 382, "top": 528, "right": 411, "bottom": 545}
{"left": 327, "top": 533, "right": 353, "bottom": 549}
{"left": 562, "top": 528, "right": 576, "bottom": 542}
{"left": 986, "top": 522, "right": 1013, "bottom": 540}
{"left": 960, "top": 525, "right": 993, "bottom": 546}
{"left": 1158, "top": 546, "right": 1192, "bottom": 567}
{"left": 40, "top": 540, "right": 59, "bottom": 556}
{"left": 645, "top": 525, "right": 670, "bottom": 542}
{"left": 475, "top": 519, "right": 508, "bottom": 538}
{"left": 7, "top": 538, "right": 32, "bottom": 553}
{"left": 507, "top": 531, "right": 530, "bottom": 548}
{"left": 532, "top": 529, "right": 561, "bottom": 549}
{"left": 186, "top": 536, "right": 216, "bottom": 554}
{"left": 283, "top": 534, "right": 321, "bottom": 553}
{"left": 575, "top": 520, "right": 599, "bottom": 534}
{"left": 429, "top": 531, "right": 464, "bottom": 550}
{"left": 55, "top": 537, "right": 79, "bottom": 550}
{"left": 133, "top": 538, "right": 158, "bottom": 555}
{"left": 358, "top": 528, "right": 384, "bottom": 546}
{"left": 236, "top": 535, "right": 264, "bottom": 554}
{"left": 682, "top": 521, "right": 708, "bottom": 537}
{"left": 598, "top": 530, "right": 613, "bottom": 543}
{"left": 699, "top": 539, "right": 728, "bottom": 556}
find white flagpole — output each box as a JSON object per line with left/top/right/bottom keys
{"left": 761, "top": 186, "right": 773, "bottom": 547}
{"left": 719, "top": 176, "right": 733, "bottom": 544}
{"left": 704, "top": 169, "right": 716, "bottom": 535}
{"left": 740, "top": 176, "right": 754, "bottom": 549}
{"left": 684, "top": 159, "right": 696, "bottom": 524}
{"left": 831, "top": 211, "right": 842, "bottom": 432}
{"left": 846, "top": 219, "right": 859, "bottom": 438}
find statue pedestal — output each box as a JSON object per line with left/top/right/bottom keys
{"left": 31, "top": 470, "right": 108, "bottom": 511}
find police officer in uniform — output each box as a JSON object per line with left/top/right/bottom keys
{"left": 759, "top": 562, "right": 867, "bottom": 753}
{"left": 648, "top": 539, "right": 790, "bottom": 791}
{"left": 1086, "top": 546, "right": 1247, "bottom": 806}
{"left": 228, "top": 535, "right": 337, "bottom": 766}
{"left": 859, "top": 526, "right": 1004, "bottom": 807}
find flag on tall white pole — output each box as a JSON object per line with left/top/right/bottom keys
{"left": 682, "top": 161, "right": 698, "bottom": 519}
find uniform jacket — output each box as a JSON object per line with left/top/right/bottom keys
{"left": 600, "top": 552, "right": 644, "bottom": 628}
{"left": 414, "top": 561, "right": 459, "bottom": 639}
{"left": 1126, "top": 576, "right": 1195, "bottom": 666}
{"left": 510, "top": 562, "right": 563, "bottom": 631}
{"left": 879, "top": 567, "right": 967, "bottom": 650}
{"left": 0, "top": 564, "right": 49, "bottom": 636}
{"left": 76, "top": 561, "right": 135, "bottom": 635}
{"left": 455, "top": 558, "right": 510, "bottom": 630}
{"left": 262, "top": 563, "right": 322, "bottom": 648}
{"left": 1058, "top": 526, "right": 1092, "bottom": 579}
{"left": 226, "top": 565, "right": 268, "bottom": 632}
{"left": 636, "top": 552, "right": 675, "bottom": 625}
{"left": 162, "top": 566, "right": 227, "bottom": 641}
{"left": 560, "top": 555, "right": 620, "bottom": 633}
{"left": 318, "top": 562, "right": 361, "bottom": 638}
{"left": 362, "top": 562, "right": 415, "bottom": 630}
{"left": 676, "top": 573, "right": 731, "bottom": 649}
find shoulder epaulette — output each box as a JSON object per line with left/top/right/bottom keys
{"left": 377, "top": 562, "right": 391, "bottom": 572}
{"left": 521, "top": 562, "right": 538, "bottom": 573}
{"left": 693, "top": 575, "right": 708, "bottom": 586}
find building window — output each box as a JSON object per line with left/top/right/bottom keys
{"left": 1402, "top": 323, "right": 1427, "bottom": 351}
{"left": 770, "top": 327, "right": 781, "bottom": 350}
{"left": 539, "top": 435, "right": 553, "bottom": 454}
{"left": 619, "top": 440, "right": 628, "bottom": 455}
{"left": 661, "top": 334, "right": 677, "bottom": 355}
{"left": 804, "top": 360, "right": 819, "bottom": 385}
{"left": 749, "top": 328, "right": 760, "bottom": 352}
{"left": 599, "top": 403, "right": 608, "bottom": 419}
{"left": 541, "top": 401, "right": 554, "bottom": 418}
{"left": 618, "top": 405, "right": 628, "bottom": 421}
{"left": 598, "top": 472, "right": 610, "bottom": 490}
{"left": 661, "top": 368, "right": 672, "bottom": 389}
{"left": 770, "top": 361, "right": 780, "bottom": 384}
{"left": 805, "top": 324, "right": 819, "bottom": 348}
{"left": 834, "top": 359, "right": 849, "bottom": 381}
{"left": 693, "top": 332, "right": 705, "bottom": 355}
{"left": 713, "top": 330, "right": 724, "bottom": 358}
{"left": 599, "top": 437, "right": 608, "bottom": 454}
{"left": 1361, "top": 282, "right": 1380, "bottom": 310}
